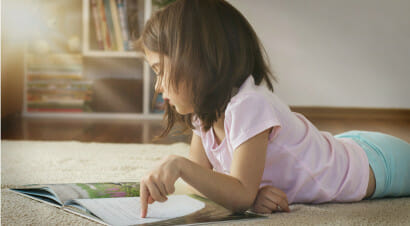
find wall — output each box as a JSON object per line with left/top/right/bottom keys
{"left": 1, "top": 0, "right": 24, "bottom": 118}
{"left": 228, "top": 0, "right": 410, "bottom": 108}
{"left": 2, "top": 0, "right": 410, "bottom": 116}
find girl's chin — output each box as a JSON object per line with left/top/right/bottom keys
{"left": 174, "top": 106, "right": 193, "bottom": 115}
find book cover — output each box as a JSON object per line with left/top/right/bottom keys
{"left": 27, "top": 108, "right": 85, "bottom": 113}
{"left": 98, "top": 0, "right": 111, "bottom": 50}
{"left": 109, "top": 0, "right": 124, "bottom": 51}
{"left": 28, "top": 74, "right": 84, "bottom": 81}
{"left": 126, "top": 0, "right": 140, "bottom": 50}
{"left": 9, "top": 182, "right": 265, "bottom": 226}
{"left": 26, "top": 54, "right": 83, "bottom": 66}
{"left": 103, "top": 0, "right": 117, "bottom": 51}
{"left": 116, "top": 0, "right": 130, "bottom": 50}
{"left": 152, "top": 93, "right": 165, "bottom": 113}
{"left": 28, "top": 80, "right": 93, "bottom": 91}
{"left": 91, "top": 0, "right": 105, "bottom": 50}
{"left": 27, "top": 91, "right": 91, "bottom": 100}
{"left": 27, "top": 66, "right": 83, "bottom": 73}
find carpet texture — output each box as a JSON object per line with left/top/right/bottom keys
{"left": 1, "top": 140, "right": 410, "bottom": 226}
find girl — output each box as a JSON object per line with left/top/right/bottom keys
{"left": 136, "top": 0, "right": 410, "bottom": 217}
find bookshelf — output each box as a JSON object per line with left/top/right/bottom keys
{"left": 23, "top": 0, "right": 162, "bottom": 120}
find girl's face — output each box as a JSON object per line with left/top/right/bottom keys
{"left": 144, "top": 48, "right": 194, "bottom": 115}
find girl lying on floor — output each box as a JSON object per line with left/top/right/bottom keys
{"left": 135, "top": 0, "right": 410, "bottom": 217}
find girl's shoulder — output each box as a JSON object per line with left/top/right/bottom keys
{"left": 227, "top": 90, "right": 271, "bottom": 110}
{"left": 223, "top": 78, "right": 283, "bottom": 150}
{"left": 226, "top": 77, "right": 278, "bottom": 112}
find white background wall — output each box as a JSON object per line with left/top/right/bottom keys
{"left": 228, "top": 0, "right": 410, "bottom": 108}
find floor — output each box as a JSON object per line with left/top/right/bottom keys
{"left": 2, "top": 111, "right": 409, "bottom": 144}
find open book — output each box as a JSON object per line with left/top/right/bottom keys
{"left": 9, "top": 182, "right": 265, "bottom": 226}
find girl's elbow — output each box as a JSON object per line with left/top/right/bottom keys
{"left": 229, "top": 197, "right": 255, "bottom": 213}
{"left": 231, "top": 205, "right": 251, "bottom": 214}
{"left": 228, "top": 184, "right": 258, "bottom": 213}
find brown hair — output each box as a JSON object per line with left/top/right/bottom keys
{"left": 136, "top": 0, "right": 277, "bottom": 138}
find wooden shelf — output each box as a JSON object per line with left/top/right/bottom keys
{"left": 22, "top": 0, "right": 158, "bottom": 119}
{"left": 83, "top": 50, "right": 144, "bottom": 58}
{"left": 23, "top": 112, "right": 163, "bottom": 120}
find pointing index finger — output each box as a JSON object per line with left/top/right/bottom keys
{"left": 140, "top": 182, "right": 149, "bottom": 218}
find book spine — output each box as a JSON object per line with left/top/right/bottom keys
{"left": 28, "top": 99, "right": 85, "bottom": 105}
{"left": 25, "top": 53, "right": 92, "bottom": 113}
{"left": 27, "top": 108, "right": 84, "bottom": 113}
{"left": 28, "top": 75, "right": 83, "bottom": 81}
{"left": 103, "top": 0, "right": 117, "bottom": 51}
{"left": 28, "top": 80, "right": 93, "bottom": 85}
{"left": 117, "top": 0, "right": 130, "bottom": 50}
{"left": 26, "top": 54, "right": 83, "bottom": 65}
{"left": 91, "top": 0, "right": 104, "bottom": 50}
{"left": 110, "top": 0, "right": 124, "bottom": 51}
{"left": 27, "top": 90, "right": 92, "bottom": 99}
{"left": 98, "top": 0, "right": 111, "bottom": 50}
{"left": 27, "top": 66, "right": 83, "bottom": 73}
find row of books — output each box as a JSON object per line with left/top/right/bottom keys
{"left": 91, "top": 0, "right": 137, "bottom": 51}
{"left": 26, "top": 54, "right": 93, "bottom": 113}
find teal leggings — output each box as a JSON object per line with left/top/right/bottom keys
{"left": 334, "top": 130, "right": 410, "bottom": 199}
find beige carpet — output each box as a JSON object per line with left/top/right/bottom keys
{"left": 1, "top": 140, "right": 410, "bottom": 226}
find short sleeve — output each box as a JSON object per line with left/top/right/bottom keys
{"left": 226, "top": 93, "right": 281, "bottom": 151}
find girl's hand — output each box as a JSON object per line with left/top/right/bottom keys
{"left": 251, "top": 185, "right": 291, "bottom": 213}
{"left": 140, "top": 155, "right": 182, "bottom": 218}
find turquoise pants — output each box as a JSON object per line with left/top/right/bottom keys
{"left": 334, "top": 130, "right": 410, "bottom": 199}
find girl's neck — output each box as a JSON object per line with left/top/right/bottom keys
{"left": 212, "top": 114, "right": 225, "bottom": 145}
{"left": 214, "top": 114, "right": 225, "bottom": 131}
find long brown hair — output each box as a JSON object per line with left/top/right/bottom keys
{"left": 136, "top": 0, "right": 277, "bottom": 138}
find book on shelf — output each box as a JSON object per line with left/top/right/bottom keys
{"left": 152, "top": 93, "right": 165, "bottom": 113}
{"left": 27, "top": 100, "right": 91, "bottom": 113}
{"left": 91, "top": 0, "right": 135, "bottom": 51}
{"left": 117, "top": 0, "right": 131, "bottom": 51}
{"left": 28, "top": 80, "right": 93, "bottom": 90}
{"left": 26, "top": 53, "right": 83, "bottom": 65}
{"left": 103, "top": 0, "right": 118, "bottom": 51}
{"left": 9, "top": 182, "right": 265, "bottom": 226}
{"left": 91, "top": 0, "right": 104, "bottom": 50}
{"left": 28, "top": 74, "right": 83, "bottom": 81}
{"left": 27, "top": 54, "right": 83, "bottom": 80}
{"left": 98, "top": 0, "right": 112, "bottom": 50}
{"left": 109, "top": 0, "right": 125, "bottom": 51}
{"left": 26, "top": 53, "right": 93, "bottom": 113}
{"left": 27, "top": 92, "right": 92, "bottom": 113}
{"left": 125, "top": 0, "right": 140, "bottom": 50}
{"left": 27, "top": 108, "right": 86, "bottom": 113}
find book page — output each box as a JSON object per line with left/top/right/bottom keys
{"left": 73, "top": 195, "right": 205, "bottom": 226}
{"left": 10, "top": 187, "right": 63, "bottom": 205}
{"left": 48, "top": 182, "right": 139, "bottom": 203}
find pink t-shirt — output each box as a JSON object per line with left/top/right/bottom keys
{"left": 192, "top": 76, "right": 369, "bottom": 204}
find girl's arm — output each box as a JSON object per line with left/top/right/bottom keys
{"left": 140, "top": 129, "right": 270, "bottom": 217}
{"left": 186, "top": 133, "right": 212, "bottom": 197}
{"left": 179, "top": 129, "right": 269, "bottom": 212}
{"left": 189, "top": 133, "right": 290, "bottom": 213}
